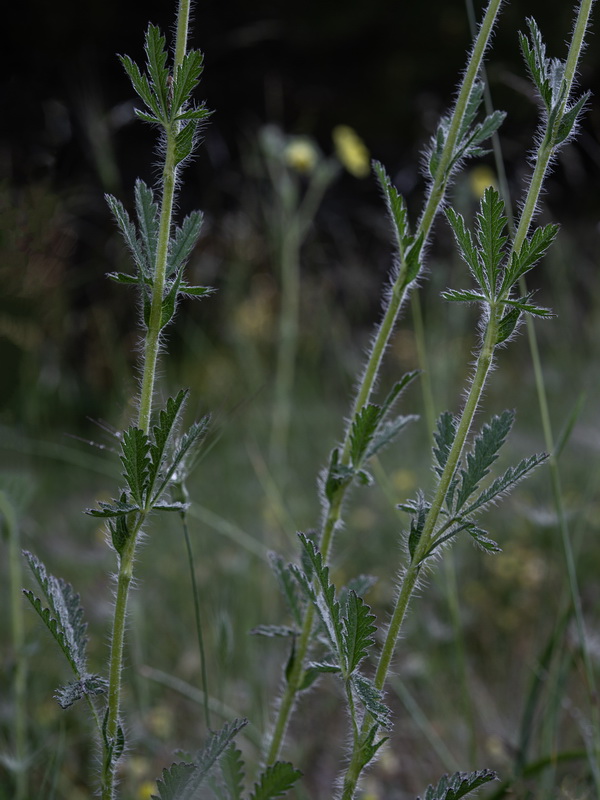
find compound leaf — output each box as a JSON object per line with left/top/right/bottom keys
{"left": 433, "top": 412, "right": 458, "bottom": 478}
{"left": 135, "top": 179, "right": 160, "bottom": 277}
{"left": 219, "top": 745, "right": 244, "bottom": 800}
{"left": 463, "top": 452, "right": 548, "bottom": 516}
{"left": 120, "top": 426, "right": 151, "bottom": 506}
{"left": 168, "top": 211, "right": 204, "bottom": 277}
{"left": 351, "top": 674, "right": 392, "bottom": 729}
{"left": 268, "top": 551, "right": 304, "bottom": 628}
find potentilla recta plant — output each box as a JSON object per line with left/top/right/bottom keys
{"left": 19, "top": 0, "right": 596, "bottom": 799}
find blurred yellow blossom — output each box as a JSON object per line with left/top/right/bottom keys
{"left": 137, "top": 781, "right": 157, "bottom": 800}
{"left": 333, "top": 125, "right": 370, "bottom": 178}
{"left": 284, "top": 137, "right": 319, "bottom": 174}
{"left": 469, "top": 165, "right": 498, "bottom": 198}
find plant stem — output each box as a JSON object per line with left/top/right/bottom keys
{"left": 1, "top": 492, "right": 27, "bottom": 800}
{"left": 102, "top": 3, "right": 192, "bottom": 795}
{"left": 265, "top": 0, "right": 505, "bottom": 765}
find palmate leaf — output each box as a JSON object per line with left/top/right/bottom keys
{"left": 454, "top": 410, "right": 514, "bottom": 512}
{"left": 120, "top": 426, "right": 151, "bottom": 506}
{"left": 417, "top": 769, "right": 497, "bottom": 800}
{"left": 152, "top": 719, "right": 247, "bottom": 800}
{"left": 23, "top": 551, "right": 88, "bottom": 675}
{"left": 248, "top": 762, "right": 303, "bottom": 800}
{"left": 343, "top": 591, "right": 376, "bottom": 674}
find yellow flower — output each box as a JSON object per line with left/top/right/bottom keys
{"left": 283, "top": 137, "right": 319, "bottom": 174}
{"left": 333, "top": 125, "right": 370, "bottom": 178}
{"left": 137, "top": 780, "right": 157, "bottom": 800}
{"left": 469, "top": 165, "right": 498, "bottom": 199}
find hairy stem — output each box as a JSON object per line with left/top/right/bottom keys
{"left": 265, "top": 0, "right": 504, "bottom": 766}
{"left": 102, "top": 3, "right": 192, "bottom": 796}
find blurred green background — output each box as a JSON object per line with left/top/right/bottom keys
{"left": 1, "top": 0, "right": 600, "bottom": 798}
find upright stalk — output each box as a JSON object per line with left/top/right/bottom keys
{"left": 1, "top": 492, "right": 27, "bottom": 800}
{"left": 340, "top": 3, "right": 595, "bottom": 791}
{"left": 101, "top": 3, "right": 192, "bottom": 796}
{"left": 265, "top": 0, "right": 504, "bottom": 766}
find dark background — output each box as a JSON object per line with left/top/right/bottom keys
{"left": 1, "top": 0, "right": 599, "bottom": 428}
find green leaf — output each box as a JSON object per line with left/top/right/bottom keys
{"left": 441, "top": 288, "right": 487, "bottom": 304}
{"left": 351, "top": 674, "right": 392, "bottom": 729}
{"left": 135, "top": 179, "right": 160, "bottom": 277}
{"left": 454, "top": 410, "right": 514, "bottom": 512}
{"left": 171, "top": 49, "right": 204, "bottom": 113}
{"left": 250, "top": 624, "right": 297, "bottom": 638}
{"left": 167, "top": 211, "right": 204, "bottom": 277}
{"left": 86, "top": 497, "right": 139, "bottom": 518}
{"left": 457, "top": 80, "right": 484, "bottom": 143}
{"left": 475, "top": 187, "right": 507, "bottom": 297}
{"left": 144, "top": 24, "right": 170, "bottom": 119}
{"left": 324, "top": 448, "right": 353, "bottom": 502}
{"left": 496, "top": 306, "right": 521, "bottom": 344}
{"left": 445, "top": 207, "right": 485, "bottom": 293}
{"left": 350, "top": 404, "right": 381, "bottom": 467}
{"left": 152, "top": 719, "right": 247, "bottom": 800}
{"left": 248, "top": 762, "right": 303, "bottom": 800}
{"left": 120, "top": 426, "right": 151, "bottom": 506}
{"left": 343, "top": 591, "right": 376, "bottom": 674}
{"left": 23, "top": 551, "right": 89, "bottom": 676}
{"left": 55, "top": 674, "right": 108, "bottom": 709}
{"left": 502, "top": 223, "right": 558, "bottom": 293}
{"left": 373, "top": 160, "right": 409, "bottom": 251}
{"left": 354, "top": 724, "right": 389, "bottom": 774}
{"left": 416, "top": 769, "right": 497, "bottom": 800}
{"left": 365, "top": 414, "right": 417, "bottom": 460}
{"left": 105, "top": 194, "right": 146, "bottom": 274}
{"left": 519, "top": 18, "right": 552, "bottom": 110}
{"left": 106, "top": 271, "right": 140, "bottom": 285}
{"left": 433, "top": 412, "right": 458, "bottom": 478}
{"left": 174, "top": 122, "right": 196, "bottom": 166}
{"left": 148, "top": 390, "right": 189, "bottom": 498}
{"left": 219, "top": 745, "right": 244, "bottom": 800}
{"left": 107, "top": 507, "right": 131, "bottom": 556}
{"left": 295, "top": 534, "right": 345, "bottom": 670}
{"left": 463, "top": 452, "right": 548, "bottom": 516}
{"left": 428, "top": 119, "right": 448, "bottom": 179}
{"left": 555, "top": 91, "right": 590, "bottom": 146}
{"left": 464, "top": 524, "right": 501, "bottom": 554}
{"left": 299, "top": 661, "right": 341, "bottom": 690}
{"left": 268, "top": 552, "right": 304, "bottom": 628}
{"left": 161, "top": 264, "right": 185, "bottom": 329}
{"left": 407, "top": 492, "right": 428, "bottom": 563}
{"left": 151, "top": 415, "right": 210, "bottom": 505}
{"left": 120, "top": 54, "right": 159, "bottom": 119}
{"left": 178, "top": 284, "right": 216, "bottom": 297}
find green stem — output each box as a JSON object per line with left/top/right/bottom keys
{"left": 181, "top": 512, "right": 211, "bottom": 729}
{"left": 102, "top": 3, "right": 192, "bottom": 796}
{"left": 265, "top": 0, "right": 504, "bottom": 765}
{"left": 1, "top": 493, "right": 27, "bottom": 800}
